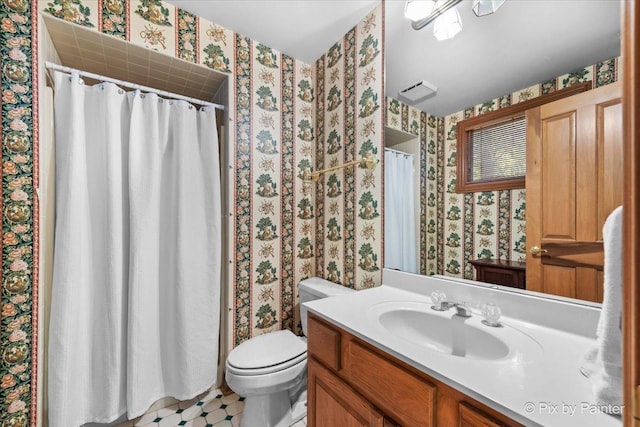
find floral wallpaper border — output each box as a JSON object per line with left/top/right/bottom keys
{"left": 1, "top": 0, "right": 39, "bottom": 424}
{"left": 233, "top": 33, "right": 252, "bottom": 343}
{"left": 344, "top": 28, "right": 356, "bottom": 287}
{"left": 315, "top": 54, "right": 325, "bottom": 279}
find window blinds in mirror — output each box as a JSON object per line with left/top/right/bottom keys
{"left": 469, "top": 116, "right": 526, "bottom": 182}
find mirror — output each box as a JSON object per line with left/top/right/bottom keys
{"left": 382, "top": 0, "right": 621, "bottom": 302}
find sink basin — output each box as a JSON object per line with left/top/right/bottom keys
{"left": 369, "top": 301, "right": 542, "bottom": 362}
{"left": 378, "top": 308, "right": 509, "bottom": 360}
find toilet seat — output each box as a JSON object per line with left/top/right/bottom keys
{"left": 227, "top": 352, "right": 307, "bottom": 376}
{"left": 227, "top": 330, "right": 307, "bottom": 376}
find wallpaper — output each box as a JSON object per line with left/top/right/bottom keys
{"left": 315, "top": 5, "right": 384, "bottom": 290}
{"left": 386, "top": 100, "right": 439, "bottom": 276}
{"left": 35, "top": 0, "right": 324, "bottom": 339}
{"left": 1, "top": 0, "right": 38, "bottom": 425}
{"left": 386, "top": 57, "right": 620, "bottom": 279}
{"left": 1, "top": 1, "right": 386, "bottom": 422}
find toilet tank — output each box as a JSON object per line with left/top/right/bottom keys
{"left": 299, "top": 277, "right": 355, "bottom": 336}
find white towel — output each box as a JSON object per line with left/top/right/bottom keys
{"left": 582, "top": 206, "right": 623, "bottom": 408}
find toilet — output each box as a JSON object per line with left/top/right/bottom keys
{"left": 225, "top": 277, "right": 355, "bottom": 427}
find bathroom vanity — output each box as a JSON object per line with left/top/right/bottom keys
{"left": 304, "top": 269, "right": 622, "bottom": 427}
{"left": 307, "top": 313, "right": 520, "bottom": 426}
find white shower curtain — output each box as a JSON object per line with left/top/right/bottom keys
{"left": 48, "top": 72, "right": 221, "bottom": 426}
{"left": 384, "top": 149, "right": 417, "bottom": 273}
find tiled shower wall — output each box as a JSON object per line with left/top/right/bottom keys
{"left": 315, "top": 4, "right": 384, "bottom": 290}
{"left": 386, "top": 57, "right": 620, "bottom": 279}
{"left": 1, "top": 0, "right": 385, "bottom": 422}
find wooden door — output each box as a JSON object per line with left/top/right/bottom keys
{"left": 307, "top": 357, "right": 384, "bottom": 427}
{"left": 526, "top": 82, "right": 623, "bottom": 302}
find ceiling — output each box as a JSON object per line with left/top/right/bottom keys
{"left": 168, "top": 0, "right": 621, "bottom": 117}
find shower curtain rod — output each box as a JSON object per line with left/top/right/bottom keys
{"left": 45, "top": 62, "right": 225, "bottom": 111}
{"left": 384, "top": 147, "right": 414, "bottom": 157}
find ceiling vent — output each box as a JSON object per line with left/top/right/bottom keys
{"left": 398, "top": 80, "right": 437, "bottom": 103}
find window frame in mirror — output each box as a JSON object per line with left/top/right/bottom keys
{"left": 456, "top": 81, "right": 592, "bottom": 193}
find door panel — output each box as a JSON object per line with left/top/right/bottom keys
{"left": 597, "top": 270, "right": 604, "bottom": 302}
{"left": 541, "top": 112, "right": 576, "bottom": 240}
{"left": 575, "top": 268, "right": 600, "bottom": 302}
{"left": 526, "top": 82, "right": 622, "bottom": 302}
{"left": 308, "top": 358, "right": 384, "bottom": 427}
{"left": 598, "top": 101, "right": 624, "bottom": 241}
{"left": 542, "top": 265, "right": 576, "bottom": 298}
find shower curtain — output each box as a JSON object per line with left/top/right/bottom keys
{"left": 384, "top": 149, "right": 417, "bottom": 273}
{"left": 48, "top": 72, "right": 221, "bottom": 426}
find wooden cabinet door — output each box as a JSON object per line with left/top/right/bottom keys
{"left": 307, "top": 357, "right": 384, "bottom": 427}
{"left": 459, "top": 403, "right": 505, "bottom": 427}
{"left": 526, "top": 82, "right": 622, "bottom": 301}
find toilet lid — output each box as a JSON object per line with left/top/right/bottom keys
{"left": 227, "top": 330, "right": 307, "bottom": 371}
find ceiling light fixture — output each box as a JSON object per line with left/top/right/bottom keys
{"left": 409, "top": 0, "right": 462, "bottom": 31}
{"left": 472, "top": 0, "right": 506, "bottom": 17}
{"left": 433, "top": 5, "right": 463, "bottom": 40}
{"left": 404, "top": 0, "right": 435, "bottom": 22}
{"left": 407, "top": 0, "right": 507, "bottom": 41}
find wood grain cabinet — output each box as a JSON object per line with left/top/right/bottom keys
{"left": 308, "top": 358, "right": 384, "bottom": 427}
{"left": 307, "top": 313, "right": 522, "bottom": 427}
{"left": 459, "top": 403, "right": 507, "bottom": 427}
{"left": 469, "top": 259, "right": 526, "bottom": 290}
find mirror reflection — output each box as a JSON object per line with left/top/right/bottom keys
{"left": 383, "top": 0, "right": 621, "bottom": 302}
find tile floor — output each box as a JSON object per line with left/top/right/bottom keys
{"left": 116, "top": 388, "right": 307, "bottom": 427}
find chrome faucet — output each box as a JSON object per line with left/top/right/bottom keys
{"left": 434, "top": 301, "right": 472, "bottom": 318}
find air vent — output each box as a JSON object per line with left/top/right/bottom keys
{"left": 398, "top": 80, "right": 437, "bottom": 103}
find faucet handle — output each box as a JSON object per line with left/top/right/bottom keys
{"left": 481, "top": 303, "right": 502, "bottom": 327}
{"left": 430, "top": 290, "right": 447, "bottom": 311}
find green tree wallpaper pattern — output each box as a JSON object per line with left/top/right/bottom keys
{"left": 386, "top": 56, "right": 620, "bottom": 281}
{"left": 7, "top": 2, "right": 385, "bottom": 422}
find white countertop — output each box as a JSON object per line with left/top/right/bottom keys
{"left": 304, "top": 281, "right": 622, "bottom": 427}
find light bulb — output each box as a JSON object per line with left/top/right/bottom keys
{"left": 404, "top": 0, "right": 436, "bottom": 22}
{"left": 472, "top": 0, "right": 506, "bottom": 17}
{"left": 433, "top": 6, "right": 463, "bottom": 40}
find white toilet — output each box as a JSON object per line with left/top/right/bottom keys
{"left": 225, "top": 277, "right": 354, "bottom": 427}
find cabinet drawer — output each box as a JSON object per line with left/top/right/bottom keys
{"left": 307, "top": 314, "right": 341, "bottom": 371}
{"left": 344, "top": 338, "right": 435, "bottom": 426}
